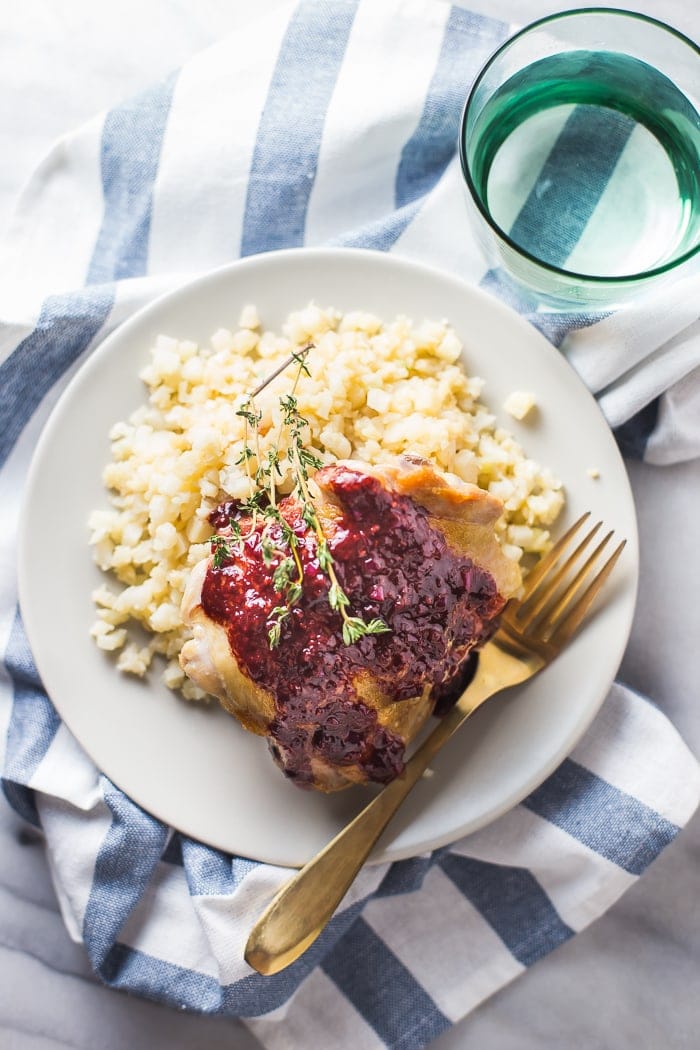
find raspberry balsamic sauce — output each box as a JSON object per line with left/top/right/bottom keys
{"left": 202, "top": 465, "right": 503, "bottom": 787}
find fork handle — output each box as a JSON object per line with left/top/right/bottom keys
{"left": 244, "top": 666, "right": 505, "bottom": 976}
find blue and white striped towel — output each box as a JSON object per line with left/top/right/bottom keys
{"left": 1, "top": 3, "right": 699, "bottom": 1048}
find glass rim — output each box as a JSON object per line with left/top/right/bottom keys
{"left": 458, "top": 7, "right": 700, "bottom": 285}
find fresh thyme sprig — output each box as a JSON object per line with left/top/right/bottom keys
{"left": 281, "top": 391, "right": 390, "bottom": 647}
{"left": 209, "top": 344, "right": 390, "bottom": 650}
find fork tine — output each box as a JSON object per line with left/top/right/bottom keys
{"left": 535, "top": 530, "right": 614, "bottom": 637}
{"left": 547, "top": 539, "right": 627, "bottom": 647}
{"left": 517, "top": 512, "right": 591, "bottom": 605}
{"left": 517, "top": 520, "right": 603, "bottom": 628}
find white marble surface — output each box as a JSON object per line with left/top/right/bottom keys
{"left": 1, "top": 2, "right": 698, "bottom": 1047}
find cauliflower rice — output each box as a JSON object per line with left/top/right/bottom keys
{"left": 88, "top": 303, "right": 564, "bottom": 699}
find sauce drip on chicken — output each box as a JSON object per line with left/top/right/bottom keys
{"left": 180, "top": 456, "right": 521, "bottom": 791}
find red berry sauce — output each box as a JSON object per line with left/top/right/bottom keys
{"left": 202, "top": 465, "right": 504, "bottom": 788}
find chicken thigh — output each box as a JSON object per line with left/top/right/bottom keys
{"left": 180, "top": 455, "right": 521, "bottom": 791}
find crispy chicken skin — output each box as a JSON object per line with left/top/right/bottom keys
{"left": 180, "top": 455, "right": 520, "bottom": 791}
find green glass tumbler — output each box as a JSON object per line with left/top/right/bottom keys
{"left": 459, "top": 8, "right": 700, "bottom": 307}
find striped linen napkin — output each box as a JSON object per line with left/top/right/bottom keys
{"left": 1, "top": 2, "right": 699, "bottom": 1047}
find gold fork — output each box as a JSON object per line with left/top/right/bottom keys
{"left": 245, "top": 513, "right": 626, "bottom": 975}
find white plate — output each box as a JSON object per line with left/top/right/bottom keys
{"left": 19, "top": 248, "right": 638, "bottom": 868}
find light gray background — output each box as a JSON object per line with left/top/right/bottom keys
{"left": 1, "top": 3, "right": 698, "bottom": 1048}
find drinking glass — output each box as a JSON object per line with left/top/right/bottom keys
{"left": 458, "top": 9, "right": 700, "bottom": 307}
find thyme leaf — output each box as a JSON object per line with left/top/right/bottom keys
{"left": 341, "top": 616, "right": 391, "bottom": 646}
{"left": 210, "top": 535, "right": 231, "bottom": 569}
{"left": 328, "top": 581, "right": 350, "bottom": 610}
{"left": 272, "top": 556, "right": 296, "bottom": 592}
{"left": 261, "top": 531, "right": 277, "bottom": 567}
